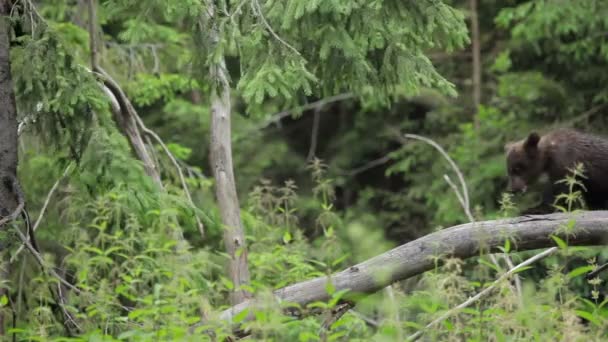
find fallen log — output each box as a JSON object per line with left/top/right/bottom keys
{"left": 219, "top": 211, "right": 608, "bottom": 322}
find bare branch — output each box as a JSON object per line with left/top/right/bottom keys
{"left": 407, "top": 247, "right": 557, "bottom": 341}
{"left": 559, "top": 104, "right": 608, "bottom": 129}
{"left": 586, "top": 261, "right": 608, "bottom": 279}
{"left": 252, "top": 93, "right": 354, "bottom": 132}
{"left": 349, "top": 310, "right": 379, "bottom": 328}
{"left": 346, "top": 155, "right": 392, "bottom": 176}
{"left": 10, "top": 164, "right": 72, "bottom": 263}
{"left": 401, "top": 134, "right": 470, "bottom": 210}
{"left": 131, "top": 113, "right": 206, "bottom": 237}
{"left": 443, "top": 175, "right": 468, "bottom": 219}
{"left": 94, "top": 67, "right": 162, "bottom": 185}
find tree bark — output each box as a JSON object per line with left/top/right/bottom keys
{"left": 219, "top": 211, "right": 608, "bottom": 322}
{"left": 0, "top": 2, "right": 19, "bottom": 336}
{"left": 0, "top": 0, "right": 18, "bottom": 219}
{"left": 209, "top": 60, "right": 251, "bottom": 305}
{"left": 95, "top": 68, "right": 162, "bottom": 186}
{"left": 204, "top": 6, "right": 250, "bottom": 305}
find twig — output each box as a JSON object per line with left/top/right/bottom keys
{"left": 385, "top": 285, "right": 400, "bottom": 323}
{"left": 319, "top": 302, "right": 354, "bottom": 341}
{"left": 3, "top": 177, "right": 83, "bottom": 333}
{"left": 558, "top": 104, "right": 608, "bottom": 129}
{"left": 346, "top": 155, "right": 392, "bottom": 176}
{"left": 586, "top": 261, "right": 608, "bottom": 280}
{"left": 501, "top": 253, "right": 523, "bottom": 303}
{"left": 10, "top": 214, "right": 80, "bottom": 294}
{"left": 251, "top": 0, "right": 301, "bottom": 56}
{"left": 407, "top": 247, "right": 558, "bottom": 341}
{"left": 131, "top": 114, "right": 205, "bottom": 237}
{"left": 0, "top": 195, "right": 25, "bottom": 229}
{"left": 401, "top": 134, "right": 470, "bottom": 210}
{"left": 56, "top": 283, "right": 82, "bottom": 332}
{"left": 252, "top": 93, "right": 354, "bottom": 131}
{"left": 443, "top": 175, "right": 469, "bottom": 219}
{"left": 10, "top": 164, "right": 71, "bottom": 263}
{"left": 349, "top": 310, "right": 379, "bottom": 328}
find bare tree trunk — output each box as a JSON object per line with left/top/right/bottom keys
{"left": 470, "top": 0, "right": 481, "bottom": 129}
{"left": 204, "top": 6, "right": 250, "bottom": 305}
{"left": 209, "top": 63, "right": 251, "bottom": 305}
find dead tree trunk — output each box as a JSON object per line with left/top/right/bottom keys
{"left": 219, "top": 211, "right": 608, "bottom": 323}
{"left": 202, "top": 6, "right": 250, "bottom": 305}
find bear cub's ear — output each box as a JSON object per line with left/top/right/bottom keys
{"left": 524, "top": 132, "right": 540, "bottom": 152}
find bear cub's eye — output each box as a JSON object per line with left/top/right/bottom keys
{"left": 511, "top": 164, "right": 524, "bottom": 174}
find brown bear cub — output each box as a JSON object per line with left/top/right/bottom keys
{"left": 505, "top": 128, "right": 608, "bottom": 214}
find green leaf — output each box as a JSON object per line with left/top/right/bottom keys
{"left": 283, "top": 231, "right": 292, "bottom": 244}
{"left": 504, "top": 238, "right": 511, "bottom": 253}
{"left": 479, "top": 258, "right": 500, "bottom": 272}
{"left": 0, "top": 295, "right": 7, "bottom": 307}
{"left": 567, "top": 265, "right": 595, "bottom": 279}
{"left": 574, "top": 310, "right": 601, "bottom": 326}
{"left": 233, "top": 308, "right": 250, "bottom": 323}
{"left": 325, "top": 280, "right": 336, "bottom": 295}
{"left": 220, "top": 276, "right": 234, "bottom": 290}
{"left": 551, "top": 235, "right": 568, "bottom": 249}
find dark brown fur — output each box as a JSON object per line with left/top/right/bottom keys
{"left": 505, "top": 129, "right": 608, "bottom": 214}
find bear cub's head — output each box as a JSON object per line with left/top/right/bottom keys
{"left": 504, "top": 132, "right": 545, "bottom": 193}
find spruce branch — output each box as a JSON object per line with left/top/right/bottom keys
{"left": 251, "top": 0, "right": 301, "bottom": 56}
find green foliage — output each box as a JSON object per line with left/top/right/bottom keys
{"left": 496, "top": 0, "right": 608, "bottom": 104}
{"left": 6, "top": 0, "right": 608, "bottom": 340}
{"left": 126, "top": 73, "right": 198, "bottom": 107}
{"left": 195, "top": 0, "right": 470, "bottom": 111}
{"left": 11, "top": 20, "right": 109, "bottom": 158}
